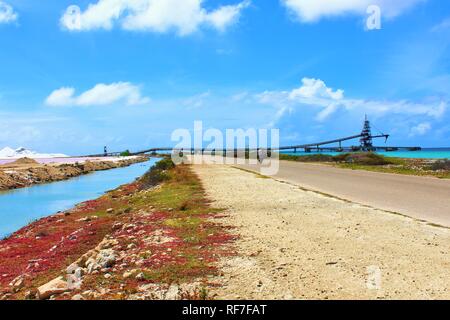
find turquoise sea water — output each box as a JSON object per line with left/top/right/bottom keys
{"left": 282, "top": 148, "right": 450, "bottom": 159}
{"left": 0, "top": 159, "right": 157, "bottom": 239}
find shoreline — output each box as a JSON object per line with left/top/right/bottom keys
{"left": 1, "top": 161, "right": 448, "bottom": 300}
{"left": 0, "top": 156, "right": 148, "bottom": 192}
{"left": 0, "top": 160, "right": 233, "bottom": 300}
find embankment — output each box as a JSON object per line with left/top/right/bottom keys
{"left": 0, "top": 159, "right": 233, "bottom": 300}
{"left": 0, "top": 157, "right": 148, "bottom": 191}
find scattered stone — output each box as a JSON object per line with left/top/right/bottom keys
{"left": 96, "top": 249, "right": 117, "bottom": 268}
{"left": 24, "top": 290, "right": 37, "bottom": 300}
{"left": 98, "top": 238, "right": 119, "bottom": 250}
{"left": 37, "top": 276, "right": 70, "bottom": 300}
{"left": 104, "top": 273, "right": 112, "bottom": 279}
{"left": 123, "top": 269, "right": 139, "bottom": 279}
{"left": 135, "top": 272, "right": 145, "bottom": 281}
{"left": 74, "top": 268, "right": 84, "bottom": 280}
{"left": 106, "top": 208, "right": 114, "bottom": 214}
{"left": 66, "top": 274, "right": 82, "bottom": 290}
{"left": 66, "top": 262, "right": 79, "bottom": 274}
{"left": 71, "top": 294, "right": 84, "bottom": 300}
{"left": 0, "top": 293, "right": 12, "bottom": 300}
{"left": 122, "top": 224, "right": 137, "bottom": 231}
{"left": 165, "top": 284, "right": 180, "bottom": 300}
{"left": 112, "top": 222, "right": 123, "bottom": 230}
{"left": 9, "top": 275, "right": 25, "bottom": 293}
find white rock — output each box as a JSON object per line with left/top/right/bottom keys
{"left": 135, "top": 273, "right": 145, "bottom": 281}
{"left": 37, "top": 276, "right": 70, "bottom": 300}
{"left": 9, "top": 275, "right": 25, "bottom": 292}
{"left": 74, "top": 267, "right": 84, "bottom": 280}
{"left": 66, "top": 262, "right": 79, "bottom": 274}
{"left": 66, "top": 274, "right": 82, "bottom": 290}
{"left": 165, "top": 284, "right": 180, "bottom": 300}
{"left": 96, "top": 249, "right": 116, "bottom": 268}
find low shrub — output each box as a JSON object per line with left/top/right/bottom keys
{"left": 139, "top": 158, "right": 175, "bottom": 189}
{"left": 140, "top": 169, "right": 171, "bottom": 190}
{"left": 429, "top": 159, "right": 450, "bottom": 171}
{"left": 281, "top": 152, "right": 392, "bottom": 166}
{"left": 280, "top": 153, "right": 337, "bottom": 163}
{"left": 301, "top": 154, "right": 335, "bottom": 162}
{"left": 153, "top": 157, "right": 175, "bottom": 171}
{"left": 333, "top": 153, "right": 392, "bottom": 165}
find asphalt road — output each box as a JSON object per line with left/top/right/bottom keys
{"left": 237, "top": 160, "right": 450, "bottom": 227}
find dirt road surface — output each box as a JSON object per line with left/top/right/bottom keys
{"left": 193, "top": 165, "right": 450, "bottom": 300}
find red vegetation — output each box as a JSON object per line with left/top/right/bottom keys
{"left": 0, "top": 164, "right": 236, "bottom": 300}
{"left": 0, "top": 192, "right": 121, "bottom": 293}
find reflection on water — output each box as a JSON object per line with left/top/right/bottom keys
{"left": 0, "top": 159, "right": 157, "bottom": 238}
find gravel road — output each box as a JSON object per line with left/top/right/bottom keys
{"left": 194, "top": 165, "right": 450, "bottom": 300}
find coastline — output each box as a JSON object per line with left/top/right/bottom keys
{"left": 0, "top": 160, "right": 233, "bottom": 300}
{"left": 1, "top": 160, "right": 448, "bottom": 300}
{"left": 0, "top": 156, "right": 148, "bottom": 191}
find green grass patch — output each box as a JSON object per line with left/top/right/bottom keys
{"left": 281, "top": 152, "right": 449, "bottom": 178}
{"left": 142, "top": 256, "right": 211, "bottom": 284}
{"left": 279, "top": 153, "right": 335, "bottom": 162}
{"left": 280, "top": 152, "right": 393, "bottom": 165}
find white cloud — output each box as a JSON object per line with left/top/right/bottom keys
{"left": 432, "top": 17, "right": 450, "bottom": 32}
{"left": 315, "top": 103, "right": 340, "bottom": 122}
{"left": 0, "top": 1, "right": 17, "bottom": 24}
{"left": 45, "top": 82, "right": 150, "bottom": 107}
{"left": 289, "top": 77, "right": 344, "bottom": 102}
{"left": 182, "top": 91, "right": 210, "bottom": 109}
{"left": 46, "top": 87, "right": 76, "bottom": 107}
{"left": 409, "top": 122, "right": 431, "bottom": 137}
{"left": 257, "top": 77, "right": 448, "bottom": 123}
{"left": 281, "top": 0, "right": 424, "bottom": 23}
{"left": 61, "top": 0, "right": 250, "bottom": 35}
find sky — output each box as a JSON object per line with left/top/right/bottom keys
{"left": 0, "top": 0, "right": 449, "bottom": 155}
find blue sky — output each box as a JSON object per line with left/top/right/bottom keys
{"left": 0, "top": 0, "right": 449, "bottom": 155}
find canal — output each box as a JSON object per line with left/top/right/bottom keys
{"left": 0, "top": 159, "right": 157, "bottom": 238}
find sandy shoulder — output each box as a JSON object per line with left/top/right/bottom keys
{"left": 193, "top": 165, "right": 450, "bottom": 300}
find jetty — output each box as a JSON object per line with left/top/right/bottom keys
{"left": 91, "top": 116, "right": 421, "bottom": 157}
